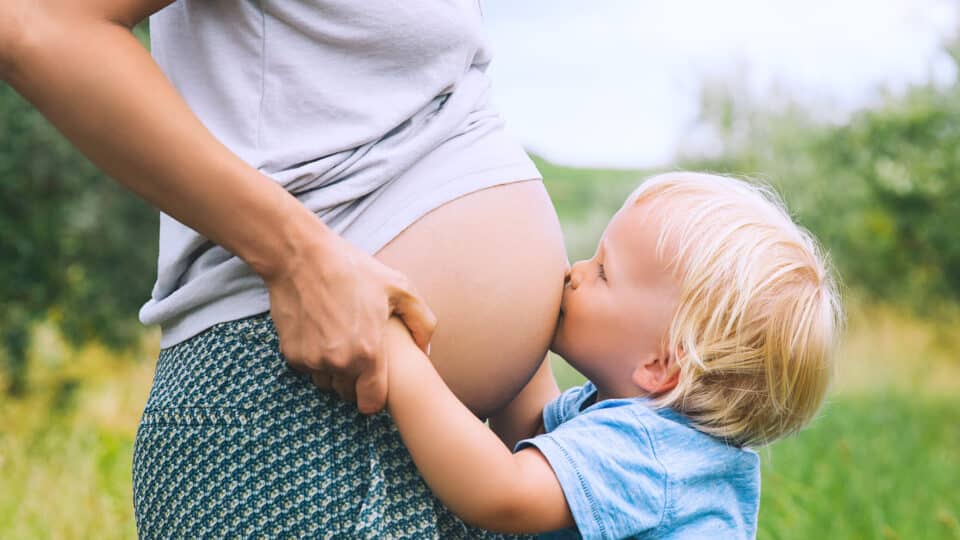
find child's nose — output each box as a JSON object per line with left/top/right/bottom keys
{"left": 568, "top": 261, "right": 585, "bottom": 289}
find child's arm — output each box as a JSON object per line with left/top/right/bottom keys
{"left": 385, "top": 318, "right": 574, "bottom": 533}
{"left": 488, "top": 354, "right": 559, "bottom": 449}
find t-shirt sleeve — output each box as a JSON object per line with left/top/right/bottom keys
{"left": 516, "top": 404, "right": 666, "bottom": 540}
{"left": 541, "top": 382, "right": 598, "bottom": 432}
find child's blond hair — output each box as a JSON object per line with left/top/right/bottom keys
{"left": 629, "top": 172, "right": 842, "bottom": 447}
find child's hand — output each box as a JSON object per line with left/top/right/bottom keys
{"left": 381, "top": 317, "right": 573, "bottom": 534}
{"left": 383, "top": 316, "right": 432, "bottom": 384}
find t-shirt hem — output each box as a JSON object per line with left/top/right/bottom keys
{"left": 155, "top": 160, "right": 541, "bottom": 349}
{"left": 346, "top": 161, "right": 542, "bottom": 254}
{"left": 157, "top": 287, "right": 271, "bottom": 349}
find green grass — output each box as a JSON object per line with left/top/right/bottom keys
{"left": 4, "top": 311, "right": 956, "bottom": 539}
{"left": 2, "top": 157, "right": 959, "bottom": 537}
{"left": 757, "top": 394, "right": 960, "bottom": 540}
{"left": 0, "top": 332, "right": 152, "bottom": 540}
{"left": 0, "top": 418, "right": 138, "bottom": 540}
{"left": 3, "top": 366, "right": 958, "bottom": 539}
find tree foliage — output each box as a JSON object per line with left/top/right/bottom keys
{"left": 0, "top": 84, "right": 158, "bottom": 394}
{"left": 684, "top": 71, "right": 960, "bottom": 317}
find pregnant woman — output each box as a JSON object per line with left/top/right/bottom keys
{"left": 1, "top": 1, "right": 567, "bottom": 537}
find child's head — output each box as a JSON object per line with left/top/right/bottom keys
{"left": 551, "top": 171, "right": 841, "bottom": 447}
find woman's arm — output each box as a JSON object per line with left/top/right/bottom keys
{"left": 0, "top": 0, "right": 436, "bottom": 413}
{"left": 488, "top": 355, "right": 559, "bottom": 450}
{"left": 385, "top": 318, "right": 574, "bottom": 533}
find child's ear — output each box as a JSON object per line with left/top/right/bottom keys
{"left": 631, "top": 351, "right": 680, "bottom": 394}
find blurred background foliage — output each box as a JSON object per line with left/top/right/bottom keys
{"left": 690, "top": 66, "right": 960, "bottom": 319}
{"left": 1, "top": 21, "right": 958, "bottom": 540}
{"left": 0, "top": 24, "right": 156, "bottom": 395}
{"left": 546, "top": 48, "right": 960, "bottom": 320}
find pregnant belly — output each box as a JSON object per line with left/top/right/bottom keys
{"left": 375, "top": 179, "right": 568, "bottom": 418}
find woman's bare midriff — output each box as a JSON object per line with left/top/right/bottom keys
{"left": 375, "top": 179, "right": 568, "bottom": 419}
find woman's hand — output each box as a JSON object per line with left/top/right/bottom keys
{"left": 263, "top": 225, "right": 437, "bottom": 414}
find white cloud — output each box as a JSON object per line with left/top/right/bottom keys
{"left": 482, "top": 0, "right": 959, "bottom": 168}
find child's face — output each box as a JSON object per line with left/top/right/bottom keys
{"left": 551, "top": 201, "right": 680, "bottom": 395}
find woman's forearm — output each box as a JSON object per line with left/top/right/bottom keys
{"left": 2, "top": 5, "right": 330, "bottom": 279}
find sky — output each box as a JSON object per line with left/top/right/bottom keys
{"left": 481, "top": 0, "right": 960, "bottom": 168}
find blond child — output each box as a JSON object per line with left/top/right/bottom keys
{"left": 383, "top": 172, "right": 841, "bottom": 539}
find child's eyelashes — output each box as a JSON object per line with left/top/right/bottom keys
{"left": 598, "top": 264, "right": 607, "bottom": 282}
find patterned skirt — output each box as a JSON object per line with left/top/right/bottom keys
{"left": 132, "top": 313, "right": 531, "bottom": 539}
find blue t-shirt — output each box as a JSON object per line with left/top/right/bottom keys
{"left": 516, "top": 382, "right": 760, "bottom": 540}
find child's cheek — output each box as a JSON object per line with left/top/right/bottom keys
{"left": 549, "top": 317, "right": 568, "bottom": 356}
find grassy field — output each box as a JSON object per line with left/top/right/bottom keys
{"left": 1, "top": 305, "right": 958, "bottom": 539}
{"left": 1, "top": 166, "right": 958, "bottom": 538}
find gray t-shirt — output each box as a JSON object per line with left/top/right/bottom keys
{"left": 140, "top": 1, "right": 540, "bottom": 346}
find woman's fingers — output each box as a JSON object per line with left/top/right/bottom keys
{"left": 331, "top": 373, "right": 358, "bottom": 404}
{"left": 354, "top": 336, "right": 389, "bottom": 415}
{"left": 390, "top": 274, "right": 437, "bottom": 355}
{"left": 311, "top": 371, "right": 333, "bottom": 391}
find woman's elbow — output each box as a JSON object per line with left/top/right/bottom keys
{"left": 0, "top": 2, "right": 31, "bottom": 80}
{"left": 0, "top": 2, "right": 139, "bottom": 81}
{"left": 0, "top": 2, "right": 70, "bottom": 82}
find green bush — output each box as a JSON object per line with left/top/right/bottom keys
{"left": 684, "top": 80, "right": 960, "bottom": 319}
{"left": 0, "top": 85, "right": 157, "bottom": 394}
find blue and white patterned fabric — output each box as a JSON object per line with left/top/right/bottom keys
{"left": 516, "top": 382, "right": 761, "bottom": 540}
{"left": 133, "top": 312, "right": 530, "bottom": 539}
